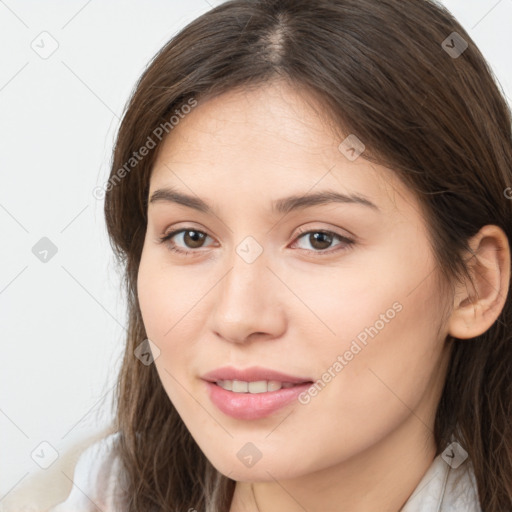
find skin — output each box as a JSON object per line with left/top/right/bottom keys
{"left": 137, "top": 80, "right": 510, "bottom": 512}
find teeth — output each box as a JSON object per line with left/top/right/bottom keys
{"left": 221, "top": 380, "right": 233, "bottom": 391}
{"left": 232, "top": 380, "right": 248, "bottom": 392}
{"left": 216, "top": 379, "right": 299, "bottom": 393}
{"left": 268, "top": 381, "right": 284, "bottom": 391}
{"left": 248, "top": 381, "right": 266, "bottom": 393}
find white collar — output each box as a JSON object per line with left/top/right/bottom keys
{"left": 401, "top": 450, "right": 480, "bottom": 511}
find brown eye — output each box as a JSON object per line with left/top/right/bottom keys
{"left": 292, "top": 229, "right": 355, "bottom": 256}
{"left": 159, "top": 227, "right": 355, "bottom": 258}
{"left": 306, "top": 232, "right": 333, "bottom": 250}
{"left": 181, "top": 230, "right": 207, "bottom": 249}
{"left": 159, "top": 228, "right": 213, "bottom": 255}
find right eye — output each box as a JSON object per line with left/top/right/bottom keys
{"left": 158, "top": 228, "right": 215, "bottom": 256}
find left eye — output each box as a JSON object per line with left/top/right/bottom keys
{"left": 158, "top": 228, "right": 354, "bottom": 256}
{"left": 292, "top": 229, "right": 354, "bottom": 253}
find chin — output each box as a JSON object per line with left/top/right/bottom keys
{"left": 204, "top": 450, "right": 307, "bottom": 482}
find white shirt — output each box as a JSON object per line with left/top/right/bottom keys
{"left": 49, "top": 433, "right": 482, "bottom": 511}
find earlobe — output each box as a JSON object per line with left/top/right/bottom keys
{"left": 448, "top": 225, "right": 511, "bottom": 340}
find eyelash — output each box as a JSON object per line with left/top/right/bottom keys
{"left": 157, "top": 226, "right": 355, "bottom": 258}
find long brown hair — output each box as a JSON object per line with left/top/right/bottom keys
{"left": 103, "top": 1, "right": 512, "bottom": 510}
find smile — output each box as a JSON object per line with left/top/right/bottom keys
{"left": 216, "top": 379, "right": 302, "bottom": 393}
{"left": 204, "top": 380, "right": 314, "bottom": 420}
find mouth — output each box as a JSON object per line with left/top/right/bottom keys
{"left": 200, "top": 366, "right": 315, "bottom": 420}
{"left": 203, "top": 380, "right": 314, "bottom": 420}
{"left": 201, "top": 365, "right": 314, "bottom": 387}
{"left": 212, "top": 379, "right": 313, "bottom": 393}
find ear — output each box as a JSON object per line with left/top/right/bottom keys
{"left": 448, "top": 225, "right": 511, "bottom": 340}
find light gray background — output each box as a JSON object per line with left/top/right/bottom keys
{"left": 1, "top": 0, "right": 511, "bottom": 501}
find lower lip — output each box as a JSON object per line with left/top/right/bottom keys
{"left": 204, "top": 381, "right": 312, "bottom": 420}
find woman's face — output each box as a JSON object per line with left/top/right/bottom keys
{"left": 137, "top": 81, "right": 453, "bottom": 481}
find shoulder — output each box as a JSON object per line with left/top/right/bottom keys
{"left": 47, "top": 432, "right": 126, "bottom": 512}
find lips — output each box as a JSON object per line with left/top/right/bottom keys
{"left": 204, "top": 381, "right": 314, "bottom": 420}
{"left": 201, "top": 365, "right": 313, "bottom": 385}
{"left": 201, "top": 366, "right": 315, "bottom": 420}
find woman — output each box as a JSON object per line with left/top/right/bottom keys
{"left": 50, "top": 0, "right": 512, "bottom": 510}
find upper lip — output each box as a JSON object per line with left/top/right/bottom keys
{"left": 201, "top": 366, "right": 313, "bottom": 384}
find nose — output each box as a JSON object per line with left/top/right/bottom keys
{"left": 209, "top": 247, "right": 287, "bottom": 345}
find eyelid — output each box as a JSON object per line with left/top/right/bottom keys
{"left": 157, "top": 224, "right": 356, "bottom": 258}
{"left": 290, "top": 227, "right": 355, "bottom": 254}
{"left": 158, "top": 227, "right": 215, "bottom": 249}
{"left": 158, "top": 222, "right": 353, "bottom": 241}
{"left": 293, "top": 224, "right": 355, "bottom": 241}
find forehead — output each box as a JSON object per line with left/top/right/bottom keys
{"left": 149, "top": 82, "right": 414, "bottom": 219}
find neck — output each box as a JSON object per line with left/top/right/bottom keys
{"left": 229, "top": 414, "right": 437, "bottom": 512}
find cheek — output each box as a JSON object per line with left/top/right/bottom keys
{"left": 136, "top": 248, "right": 217, "bottom": 412}
{"left": 319, "top": 277, "right": 445, "bottom": 426}
{"left": 133, "top": 233, "right": 449, "bottom": 477}
{"left": 309, "top": 240, "right": 446, "bottom": 412}
{"left": 137, "top": 252, "right": 202, "bottom": 410}
{"left": 137, "top": 248, "right": 204, "bottom": 342}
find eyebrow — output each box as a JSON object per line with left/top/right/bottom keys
{"left": 149, "top": 187, "right": 379, "bottom": 215}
